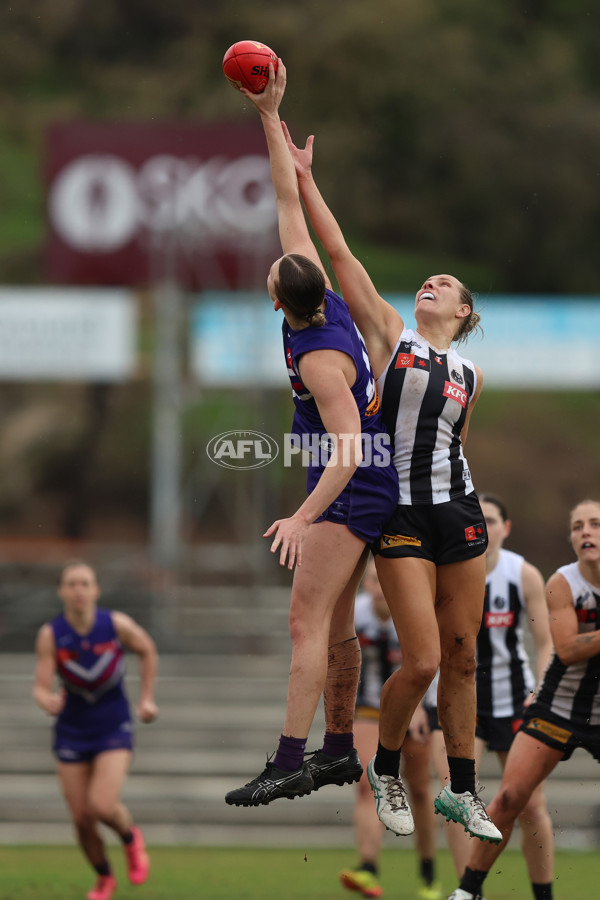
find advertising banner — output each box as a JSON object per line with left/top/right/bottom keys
{"left": 46, "top": 121, "right": 279, "bottom": 290}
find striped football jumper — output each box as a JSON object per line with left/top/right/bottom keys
{"left": 377, "top": 328, "right": 478, "bottom": 505}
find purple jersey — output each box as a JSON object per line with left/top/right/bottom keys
{"left": 283, "top": 289, "right": 398, "bottom": 542}
{"left": 51, "top": 608, "right": 131, "bottom": 740}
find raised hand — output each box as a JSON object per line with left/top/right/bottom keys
{"left": 281, "top": 121, "right": 314, "bottom": 179}
{"left": 240, "top": 59, "right": 287, "bottom": 117}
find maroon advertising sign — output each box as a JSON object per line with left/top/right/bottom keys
{"left": 45, "top": 121, "right": 280, "bottom": 290}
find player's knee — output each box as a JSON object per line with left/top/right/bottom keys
{"left": 73, "top": 808, "right": 95, "bottom": 832}
{"left": 442, "top": 647, "right": 476, "bottom": 681}
{"left": 288, "top": 606, "right": 319, "bottom": 644}
{"left": 87, "top": 796, "right": 117, "bottom": 823}
{"left": 496, "top": 782, "right": 529, "bottom": 820}
{"left": 357, "top": 774, "right": 371, "bottom": 799}
{"left": 519, "top": 795, "right": 550, "bottom": 828}
{"left": 402, "top": 656, "right": 438, "bottom": 693}
{"left": 405, "top": 774, "right": 429, "bottom": 804}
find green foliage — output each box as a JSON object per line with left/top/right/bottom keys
{"left": 1, "top": 3, "right": 600, "bottom": 289}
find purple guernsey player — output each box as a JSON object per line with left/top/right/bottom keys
{"left": 33, "top": 560, "right": 158, "bottom": 900}
{"left": 225, "top": 60, "right": 398, "bottom": 808}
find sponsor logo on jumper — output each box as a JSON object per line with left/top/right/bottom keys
{"left": 395, "top": 352, "right": 415, "bottom": 369}
{"left": 434, "top": 356, "right": 442, "bottom": 365}
{"left": 576, "top": 608, "right": 598, "bottom": 623}
{"left": 493, "top": 595, "right": 506, "bottom": 609}
{"left": 394, "top": 353, "right": 431, "bottom": 371}
{"left": 485, "top": 611, "right": 515, "bottom": 628}
{"left": 526, "top": 718, "right": 572, "bottom": 744}
{"left": 443, "top": 380, "right": 468, "bottom": 407}
{"left": 381, "top": 533, "right": 422, "bottom": 548}
{"left": 465, "top": 523, "right": 485, "bottom": 542}
{"left": 451, "top": 369, "right": 464, "bottom": 385}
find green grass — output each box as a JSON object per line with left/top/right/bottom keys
{"left": 0, "top": 845, "right": 596, "bottom": 900}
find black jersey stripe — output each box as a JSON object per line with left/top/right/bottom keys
{"left": 571, "top": 598, "right": 600, "bottom": 724}
{"left": 380, "top": 341, "right": 413, "bottom": 464}
{"left": 448, "top": 364, "right": 474, "bottom": 497}
{"left": 476, "top": 584, "right": 493, "bottom": 715}
{"left": 506, "top": 583, "right": 527, "bottom": 713}
{"left": 409, "top": 349, "right": 449, "bottom": 504}
{"left": 537, "top": 654, "right": 566, "bottom": 708}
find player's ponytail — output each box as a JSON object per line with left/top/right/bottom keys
{"left": 276, "top": 254, "right": 327, "bottom": 328}
{"left": 454, "top": 284, "right": 483, "bottom": 344}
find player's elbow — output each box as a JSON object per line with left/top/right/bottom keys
{"left": 555, "top": 647, "right": 578, "bottom": 667}
{"left": 327, "top": 242, "right": 352, "bottom": 267}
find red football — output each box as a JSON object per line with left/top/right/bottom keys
{"left": 222, "top": 40, "right": 278, "bottom": 94}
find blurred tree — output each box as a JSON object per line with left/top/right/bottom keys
{"left": 1, "top": 0, "right": 600, "bottom": 291}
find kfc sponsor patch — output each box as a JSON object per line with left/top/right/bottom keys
{"left": 485, "top": 611, "right": 515, "bottom": 628}
{"left": 443, "top": 380, "right": 468, "bottom": 407}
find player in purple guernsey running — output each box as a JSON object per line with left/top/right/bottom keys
{"left": 33, "top": 560, "right": 158, "bottom": 900}
{"left": 225, "top": 60, "right": 398, "bottom": 808}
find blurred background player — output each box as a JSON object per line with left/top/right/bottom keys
{"left": 224, "top": 61, "right": 398, "bottom": 807}
{"left": 339, "top": 558, "right": 441, "bottom": 900}
{"left": 430, "top": 494, "right": 554, "bottom": 889}
{"left": 33, "top": 560, "right": 158, "bottom": 900}
{"left": 446, "top": 497, "right": 600, "bottom": 900}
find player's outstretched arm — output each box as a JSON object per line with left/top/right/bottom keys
{"left": 283, "top": 122, "right": 402, "bottom": 376}
{"left": 241, "top": 62, "right": 328, "bottom": 281}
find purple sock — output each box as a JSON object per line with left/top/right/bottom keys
{"left": 322, "top": 731, "right": 354, "bottom": 757}
{"left": 273, "top": 734, "right": 307, "bottom": 771}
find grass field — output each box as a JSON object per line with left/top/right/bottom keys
{"left": 0, "top": 846, "right": 596, "bottom": 900}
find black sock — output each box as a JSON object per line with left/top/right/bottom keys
{"left": 532, "top": 883, "right": 553, "bottom": 900}
{"left": 374, "top": 741, "right": 401, "bottom": 777}
{"left": 93, "top": 861, "right": 112, "bottom": 877}
{"left": 420, "top": 857, "right": 434, "bottom": 886}
{"left": 448, "top": 755, "right": 476, "bottom": 794}
{"left": 359, "top": 861, "right": 377, "bottom": 875}
{"left": 460, "top": 867, "right": 487, "bottom": 895}
{"left": 121, "top": 830, "right": 134, "bottom": 845}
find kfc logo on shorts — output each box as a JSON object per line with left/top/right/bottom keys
{"left": 443, "top": 381, "right": 468, "bottom": 407}
{"left": 465, "top": 523, "right": 485, "bottom": 542}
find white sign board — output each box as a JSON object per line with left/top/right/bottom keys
{"left": 191, "top": 293, "right": 600, "bottom": 389}
{"left": 0, "top": 288, "right": 137, "bottom": 381}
